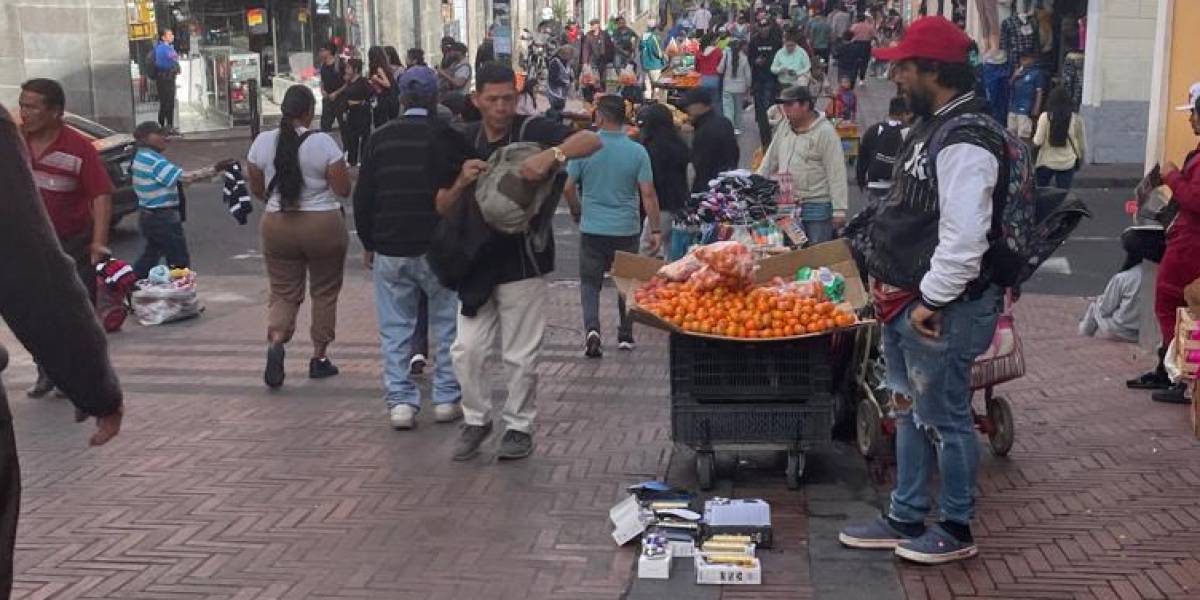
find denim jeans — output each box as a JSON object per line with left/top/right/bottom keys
{"left": 134, "top": 208, "right": 190, "bottom": 279}
{"left": 372, "top": 254, "right": 460, "bottom": 410}
{"left": 722, "top": 91, "right": 745, "bottom": 132}
{"left": 580, "top": 233, "right": 639, "bottom": 340}
{"left": 803, "top": 218, "right": 834, "bottom": 245}
{"left": 883, "top": 286, "right": 1002, "bottom": 526}
{"left": 1035, "top": 166, "right": 1075, "bottom": 190}
{"left": 752, "top": 79, "right": 778, "bottom": 147}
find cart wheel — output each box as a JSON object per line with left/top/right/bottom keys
{"left": 986, "top": 396, "right": 1015, "bottom": 457}
{"left": 856, "top": 398, "right": 886, "bottom": 458}
{"left": 785, "top": 452, "right": 805, "bottom": 490}
{"left": 697, "top": 452, "right": 716, "bottom": 491}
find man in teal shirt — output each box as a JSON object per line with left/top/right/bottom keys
{"left": 563, "top": 96, "right": 662, "bottom": 358}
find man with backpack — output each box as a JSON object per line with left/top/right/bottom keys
{"left": 433, "top": 63, "right": 601, "bottom": 462}
{"left": 839, "top": 17, "right": 1020, "bottom": 565}
{"left": 855, "top": 96, "right": 912, "bottom": 203}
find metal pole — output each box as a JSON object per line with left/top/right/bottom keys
{"left": 247, "top": 79, "right": 261, "bottom": 139}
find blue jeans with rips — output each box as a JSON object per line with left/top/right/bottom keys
{"left": 882, "top": 285, "right": 1002, "bottom": 526}
{"left": 372, "top": 254, "right": 461, "bottom": 410}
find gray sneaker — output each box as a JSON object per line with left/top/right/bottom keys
{"left": 839, "top": 516, "right": 923, "bottom": 550}
{"left": 497, "top": 430, "right": 534, "bottom": 460}
{"left": 894, "top": 524, "right": 978, "bottom": 565}
{"left": 452, "top": 422, "right": 493, "bottom": 461}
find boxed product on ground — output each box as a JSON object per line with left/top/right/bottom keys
{"left": 703, "top": 499, "right": 773, "bottom": 548}
{"left": 1174, "top": 307, "right": 1199, "bottom": 381}
{"left": 637, "top": 533, "right": 673, "bottom": 579}
{"left": 694, "top": 553, "right": 762, "bottom": 585}
{"left": 612, "top": 239, "right": 872, "bottom": 344}
{"left": 131, "top": 267, "right": 202, "bottom": 326}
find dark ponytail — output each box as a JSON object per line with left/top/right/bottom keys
{"left": 274, "top": 85, "right": 315, "bottom": 210}
{"left": 1045, "top": 86, "right": 1072, "bottom": 148}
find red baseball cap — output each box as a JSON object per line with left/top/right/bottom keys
{"left": 873, "top": 16, "right": 971, "bottom": 64}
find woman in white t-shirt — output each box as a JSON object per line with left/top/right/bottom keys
{"left": 246, "top": 84, "right": 351, "bottom": 389}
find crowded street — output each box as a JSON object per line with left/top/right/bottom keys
{"left": 2, "top": 0, "right": 1200, "bottom": 598}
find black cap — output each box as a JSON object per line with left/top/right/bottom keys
{"left": 680, "top": 87, "right": 714, "bottom": 108}
{"left": 775, "top": 85, "right": 813, "bottom": 105}
{"left": 133, "top": 121, "right": 165, "bottom": 141}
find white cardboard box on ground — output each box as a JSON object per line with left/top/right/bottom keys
{"left": 695, "top": 555, "right": 762, "bottom": 585}
{"left": 668, "top": 539, "right": 695, "bottom": 558}
{"left": 610, "top": 495, "right": 648, "bottom": 546}
{"left": 638, "top": 546, "right": 673, "bottom": 579}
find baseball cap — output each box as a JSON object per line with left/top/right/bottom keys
{"left": 398, "top": 66, "right": 438, "bottom": 97}
{"left": 680, "top": 87, "right": 714, "bottom": 108}
{"left": 872, "top": 16, "right": 971, "bottom": 64}
{"left": 133, "top": 121, "right": 165, "bottom": 141}
{"left": 1175, "top": 82, "right": 1200, "bottom": 112}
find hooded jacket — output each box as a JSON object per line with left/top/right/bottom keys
{"left": 756, "top": 112, "right": 848, "bottom": 217}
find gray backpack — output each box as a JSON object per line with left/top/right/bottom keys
{"left": 475, "top": 140, "right": 556, "bottom": 235}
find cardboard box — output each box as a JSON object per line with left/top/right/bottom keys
{"left": 695, "top": 554, "right": 762, "bottom": 585}
{"left": 610, "top": 495, "right": 649, "bottom": 546}
{"left": 1174, "top": 307, "right": 1199, "bottom": 381}
{"left": 638, "top": 546, "right": 673, "bottom": 579}
{"left": 612, "top": 239, "right": 873, "bottom": 342}
{"left": 668, "top": 539, "right": 695, "bottom": 558}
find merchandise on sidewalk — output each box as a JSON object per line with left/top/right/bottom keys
{"left": 131, "top": 265, "right": 202, "bottom": 325}
{"left": 609, "top": 483, "right": 771, "bottom": 586}
{"left": 1170, "top": 307, "right": 1199, "bottom": 381}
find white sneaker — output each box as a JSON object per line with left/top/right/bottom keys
{"left": 434, "top": 402, "right": 463, "bottom": 423}
{"left": 618, "top": 340, "right": 635, "bottom": 351}
{"left": 389, "top": 405, "right": 417, "bottom": 430}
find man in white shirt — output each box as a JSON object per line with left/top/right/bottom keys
{"left": 692, "top": 2, "right": 712, "bottom": 32}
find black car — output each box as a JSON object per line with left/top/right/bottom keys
{"left": 62, "top": 114, "right": 138, "bottom": 228}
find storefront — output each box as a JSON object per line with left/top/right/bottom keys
{"left": 126, "top": 0, "right": 374, "bottom": 132}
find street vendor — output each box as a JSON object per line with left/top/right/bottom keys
{"left": 756, "top": 85, "right": 848, "bottom": 244}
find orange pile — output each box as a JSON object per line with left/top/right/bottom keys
{"left": 634, "top": 278, "right": 857, "bottom": 339}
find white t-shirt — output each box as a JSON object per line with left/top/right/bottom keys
{"left": 247, "top": 127, "right": 344, "bottom": 212}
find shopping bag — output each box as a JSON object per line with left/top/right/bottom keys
{"left": 131, "top": 274, "right": 202, "bottom": 326}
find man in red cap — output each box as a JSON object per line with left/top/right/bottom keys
{"left": 840, "top": 16, "right": 1012, "bottom": 565}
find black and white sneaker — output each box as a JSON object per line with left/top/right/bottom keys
{"left": 584, "top": 330, "right": 602, "bottom": 358}
{"left": 617, "top": 336, "right": 635, "bottom": 351}
{"left": 409, "top": 354, "right": 427, "bottom": 376}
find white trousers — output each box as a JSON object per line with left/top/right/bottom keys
{"left": 451, "top": 277, "right": 547, "bottom": 433}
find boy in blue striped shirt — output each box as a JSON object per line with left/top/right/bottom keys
{"left": 131, "top": 122, "right": 230, "bottom": 278}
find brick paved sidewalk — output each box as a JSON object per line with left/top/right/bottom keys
{"left": 897, "top": 295, "right": 1200, "bottom": 600}
{"left": 4, "top": 277, "right": 1200, "bottom": 599}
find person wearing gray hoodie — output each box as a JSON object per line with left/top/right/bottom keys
{"left": 756, "top": 85, "right": 848, "bottom": 244}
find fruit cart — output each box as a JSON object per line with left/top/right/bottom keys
{"left": 615, "top": 241, "right": 874, "bottom": 491}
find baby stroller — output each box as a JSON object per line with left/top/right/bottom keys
{"left": 850, "top": 188, "right": 1091, "bottom": 459}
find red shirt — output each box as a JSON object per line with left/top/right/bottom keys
{"left": 1163, "top": 144, "right": 1200, "bottom": 252}
{"left": 695, "top": 47, "right": 723, "bottom": 76}
{"left": 25, "top": 125, "right": 112, "bottom": 239}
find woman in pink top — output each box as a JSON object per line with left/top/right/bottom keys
{"left": 845, "top": 14, "right": 875, "bottom": 84}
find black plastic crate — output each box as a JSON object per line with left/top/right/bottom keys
{"left": 670, "top": 395, "right": 833, "bottom": 449}
{"left": 669, "top": 333, "right": 833, "bottom": 402}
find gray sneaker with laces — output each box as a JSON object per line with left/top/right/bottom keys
{"left": 497, "top": 430, "right": 533, "bottom": 460}
{"left": 452, "top": 422, "right": 493, "bottom": 461}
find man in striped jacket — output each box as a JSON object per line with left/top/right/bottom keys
{"left": 130, "top": 121, "right": 231, "bottom": 278}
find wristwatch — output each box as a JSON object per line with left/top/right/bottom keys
{"left": 551, "top": 146, "right": 567, "bottom": 165}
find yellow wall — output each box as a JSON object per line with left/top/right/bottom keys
{"left": 1163, "top": 1, "right": 1200, "bottom": 164}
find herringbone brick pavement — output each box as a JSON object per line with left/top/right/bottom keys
{"left": 895, "top": 295, "right": 1200, "bottom": 600}
{"left": 3, "top": 277, "right": 682, "bottom": 599}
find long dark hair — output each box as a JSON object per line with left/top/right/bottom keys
{"left": 274, "top": 85, "right": 316, "bottom": 210}
{"left": 638, "top": 104, "right": 688, "bottom": 160}
{"left": 368, "top": 46, "right": 394, "bottom": 86}
{"left": 726, "top": 39, "right": 744, "bottom": 79}
{"left": 384, "top": 46, "right": 402, "bottom": 67}
{"left": 1046, "top": 86, "right": 1073, "bottom": 148}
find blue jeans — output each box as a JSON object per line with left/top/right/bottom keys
{"left": 372, "top": 254, "right": 461, "bottom": 410}
{"left": 722, "top": 91, "right": 744, "bottom": 131}
{"left": 753, "top": 78, "right": 778, "bottom": 147}
{"left": 134, "top": 208, "right": 190, "bottom": 279}
{"left": 883, "top": 286, "right": 1002, "bottom": 526}
{"left": 803, "top": 219, "right": 834, "bottom": 245}
{"left": 1035, "top": 166, "right": 1075, "bottom": 190}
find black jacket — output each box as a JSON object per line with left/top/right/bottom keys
{"left": 354, "top": 114, "right": 471, "bottom": 257}
{"left": 856, "top": 119, "right": 906, "bottom": 189}
{"left": 690, "top": 111, "right": 740, "bottom": 193}
{"left": 645, "top": 136, "right": 690, "bottom": 211}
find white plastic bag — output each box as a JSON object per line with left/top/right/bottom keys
{"left": 132, "top": 279, "right": 202, "bottom": 325}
